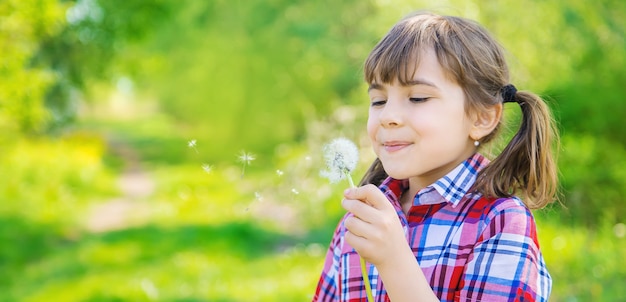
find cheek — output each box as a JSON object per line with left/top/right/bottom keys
{"left": 366, "top": 115, "right": 378, "bottom": 139}
{"left": 366, "top": 115, "right": 380, "bottom": 151}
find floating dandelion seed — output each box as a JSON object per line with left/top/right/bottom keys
{"left": 291, "top": 188, "right": 300, "bottom": 195}
{"left": 202, "top": 164, "right": 212, "bottom": 174}
{"left": 238, "top": 151, "right": 256, "bottom": 164}
{"left": 276, "top": 169, "right": 284, "bottom": 176}
{"left": 188, "top": 139, "right": 198, "bottom": 153}
{"left": 254, "top": 191, "right": 263, "bottom": 201}
{"left": 320, "top": 137, "right": 359, "bottom": 187}
{"left": 246, "top": 192, "right": 264, "bottom": 212}
{"left": 238, "top": 150, "right": 256, "bottom": 177}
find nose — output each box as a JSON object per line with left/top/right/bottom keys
{"left": 379, "top": 98, "right": 403, "bottom": 128}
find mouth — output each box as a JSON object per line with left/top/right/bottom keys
{"left": 382, "top": 141, "right": 412, "bottom": 153}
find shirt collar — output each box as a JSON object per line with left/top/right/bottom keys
{"left": 379, "top": 153, "right": 490, "bottom": 208}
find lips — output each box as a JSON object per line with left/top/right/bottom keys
{"left": 383, "top": 141, "right": 412, "bottom": 152}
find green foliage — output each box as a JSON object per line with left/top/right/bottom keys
{"left": 555, "top": 134, "right": 626, "bottom": 226}
{"left": 0, "top": 216, "right": 64, "bottom": 293}
{"left": 0, "top": 0, "right": 177, "bottom": 133}
{"left": 2, "top": 0, "right": 626, "bottom": 301}
{"left": 0, "top": 134, "right": 118, "bottom": 223}
{"left": 5, "top": 219, "right": 325, "bottom": 301}
{"left": 139, "top": 0, "right": 376, "bottom": 162}
{"left": 0, "top": 134, "right": 118, "bottom": 295}
{"left": 41, "top": 0, "right": 178, "bottom": 130}
{"left": 0, "top": 0, "right": 66, "bottom": 132}
{"left": 536, "top": 213, "right": 626, "bottom": 301}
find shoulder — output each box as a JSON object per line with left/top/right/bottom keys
{"left": 476, "top": 196, "right": 540, "bottom": 245}
{"left": 487, "top": 196, "right": 532, "bottom": 221}
{"left": 460, "top": 196, "right": 551, "bottom": 301}
{"left": 458, "top": 195, "right": 537, "bottom": 242}
{"left": 468, "top": 195, "right": 532, "bottom": 220}
{"left": 462, "top": 195, "right": 530, "bottom": 222}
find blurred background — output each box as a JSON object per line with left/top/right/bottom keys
{"left": 1, "top": 0, "right": 625, "bottom": 301}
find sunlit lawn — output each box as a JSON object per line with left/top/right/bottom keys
{"left": 3, "top": 160, "right": 334, "bottom": 301}
{"left": 1, "top": 115, "right": 625, "bottom": 301}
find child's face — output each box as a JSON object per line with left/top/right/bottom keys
{"left": 367, "top": 48, "right": 477, "bottom": 189}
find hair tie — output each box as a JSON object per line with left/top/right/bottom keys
{"left": 501, "top": 84, "right": 518, "bottom": 103}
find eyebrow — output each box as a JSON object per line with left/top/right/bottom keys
{"left": 368, "top": 78, "right": 440, "bottom": 91}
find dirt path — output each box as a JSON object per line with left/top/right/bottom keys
{"left": 85, "top": 141, "right": 155, "bottom": 233}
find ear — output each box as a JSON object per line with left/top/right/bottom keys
{"left": 469, "top": 103, "right": 502, "bottom": 141}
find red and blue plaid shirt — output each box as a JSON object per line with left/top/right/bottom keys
{"left": 314, "top": 153, "right": 551, "bottom": 301}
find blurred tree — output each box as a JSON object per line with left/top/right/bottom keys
{"left": 139, "top": 0, "right": 376, "bottom": 160}
{"left": 34, "top": 0, "right": 178, "bottom": 130}
{"left": 0, "top": 0, "right": 66, "bottom": 134}
{"left": 0, "top": 0, "right": 177, "bottom": 134}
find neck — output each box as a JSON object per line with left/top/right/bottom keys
{"left": 400, "top": 190, "right": 414, "bottom": 215}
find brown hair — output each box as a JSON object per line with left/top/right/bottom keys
{"left": 359, "top": 12, "right": 558, "bottom": 209}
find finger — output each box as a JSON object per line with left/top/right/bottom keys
{"left": 344, "top": 184, "right": 391, "bottom": 210}
{"left": 344, "top": 229, "right": 372, "bottom": 256}
{"left": 341, "top": 198, "right": 380, "bottom": 223}
{"left": 344, "top": 214, "right": 374, "bottom": 238}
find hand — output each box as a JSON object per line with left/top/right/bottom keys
{"left": 342, "top": 184, "right": 408, "bottom": 266}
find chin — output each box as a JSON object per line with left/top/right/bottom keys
{"left": 387, "top": 172, "right": 412, "bottom": 180}
{"left": 380, "top": 165, "right": 413, "bottom": 180}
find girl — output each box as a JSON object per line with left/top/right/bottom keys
{"left": 314, "top": 11, "right": 558, "bottom": 302}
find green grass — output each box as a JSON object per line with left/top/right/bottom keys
{"left": 9, "top": 221, "right": 325, "bottom": 301}
{"left": 0, "top": 132, "right": 337, "bottom": 301}
{"left": 536, "top": 212, "right": 626, "bottom": 301}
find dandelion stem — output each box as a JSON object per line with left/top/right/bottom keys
{"left": 361, "top": 257, "right": 374, "bottom": 302}
{"left": 343, "top": 171, "right": 373, "bottom": 302}
{"left": 344, "top": 170, "right": 356, "bottom": 188}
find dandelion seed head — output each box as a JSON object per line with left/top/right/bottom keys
{"left": 319, "top": 169, "right": 343, "bottom": 184}
{"left": 320, "top": 137, "right": 359, "bottom": 183}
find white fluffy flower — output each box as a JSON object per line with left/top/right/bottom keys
{"left": 320, "top": 137, "right": 359, "bottom": 185}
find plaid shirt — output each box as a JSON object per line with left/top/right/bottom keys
{"left": 314, "top": 153, "right": 551, "bottom": 301}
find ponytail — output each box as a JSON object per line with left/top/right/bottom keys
{"left": 474, "top": 91, "right": 559, "bottom": 209}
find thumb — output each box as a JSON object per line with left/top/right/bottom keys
{"left": 344, "top": 184, "right": 390, "bottom": 210}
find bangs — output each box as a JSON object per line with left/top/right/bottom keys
{"left": 364, "top": 16, "right": 437, "bottom": 85}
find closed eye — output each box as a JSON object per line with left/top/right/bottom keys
{"left": 371, "top": 100, "right": 387, "bottom": 107}
{"left": 409, "top": 97, "right": 429, "bottom": 103}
